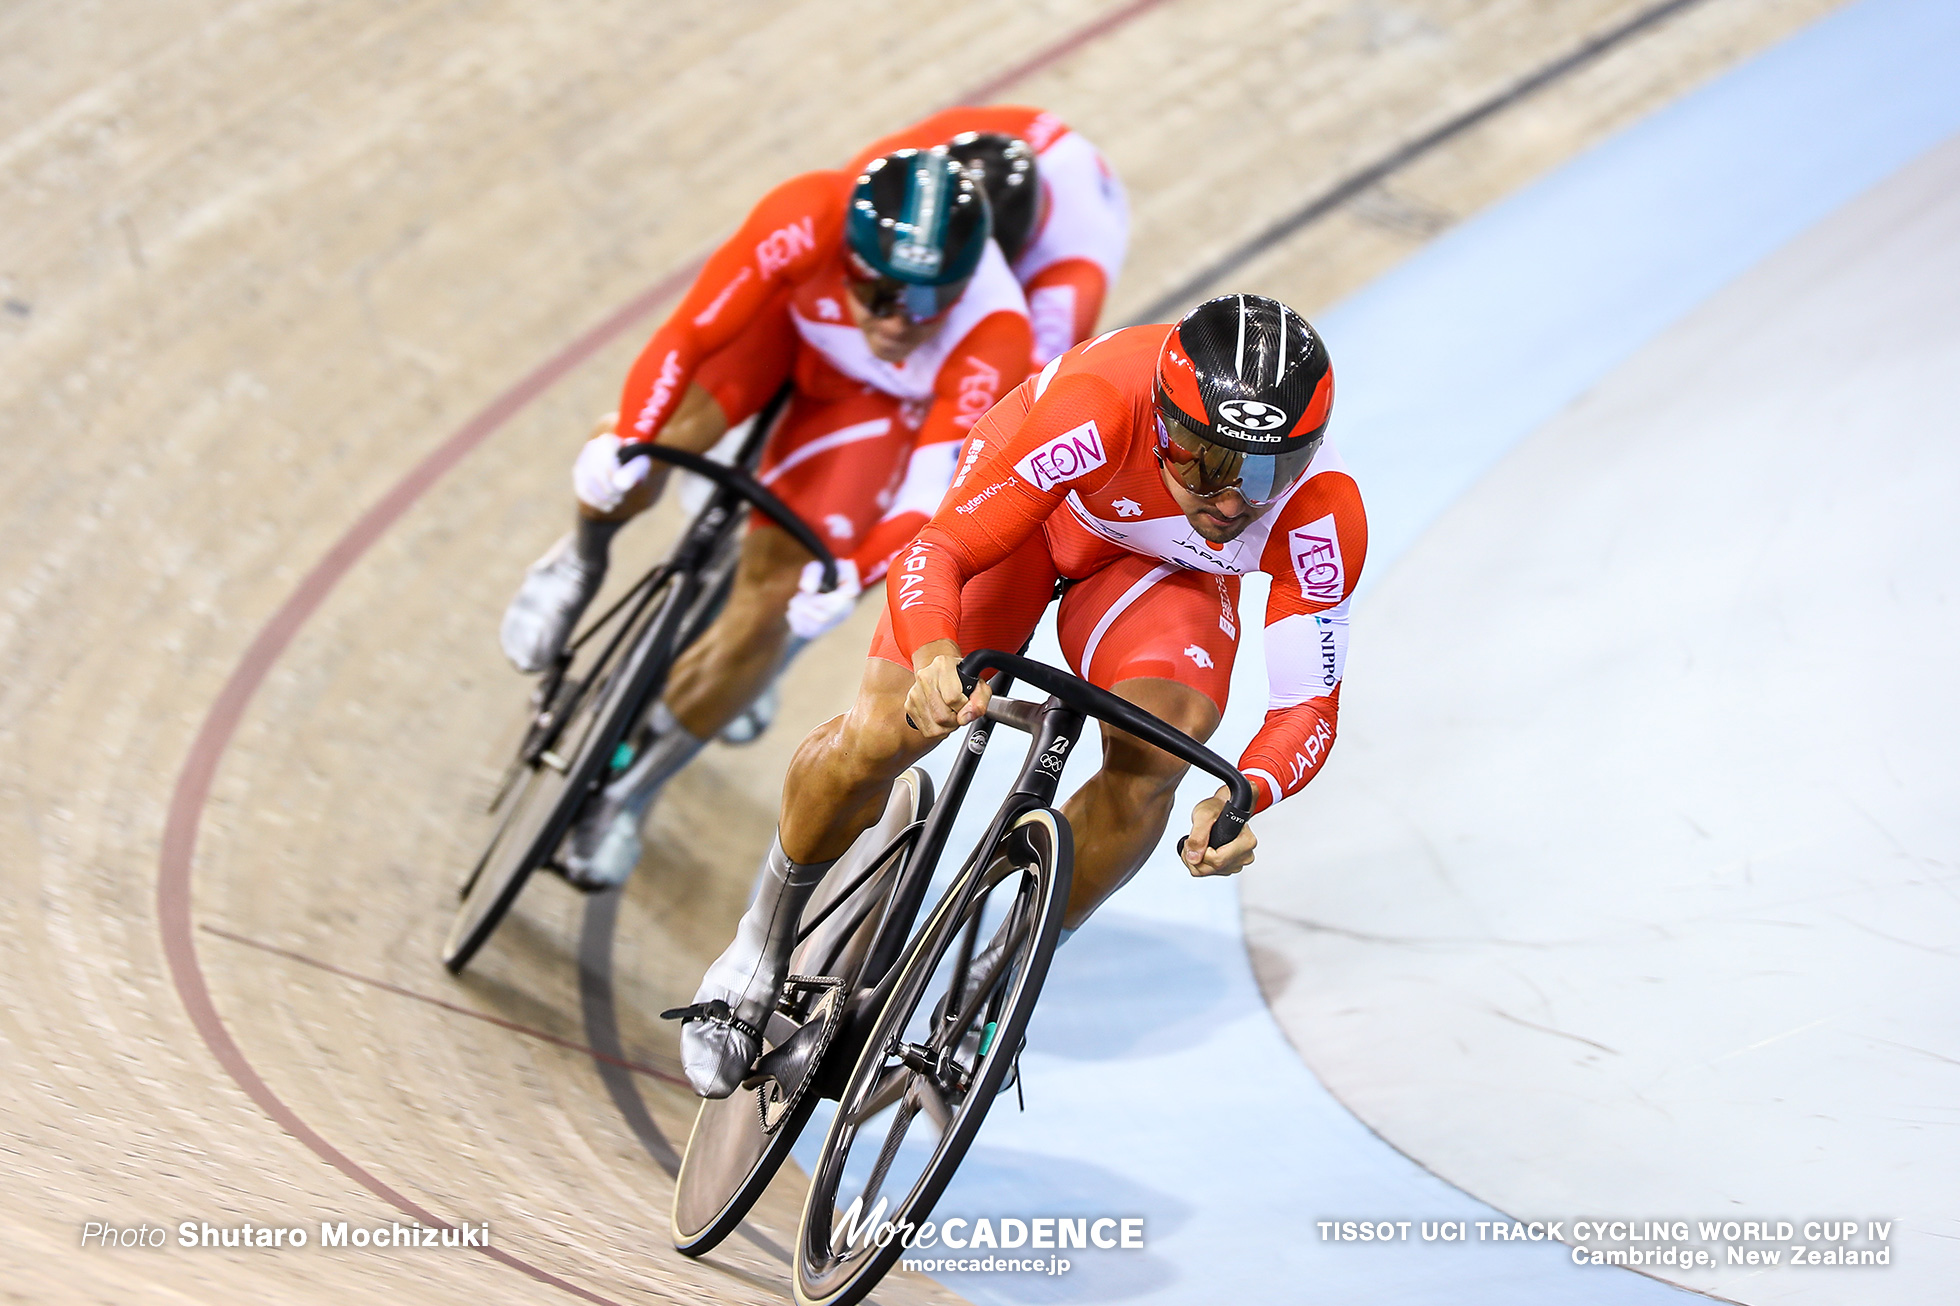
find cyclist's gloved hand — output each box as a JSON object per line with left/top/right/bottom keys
{"left": 572, "top": 429, "right": 651, "bottom": 514}
{"left": 786, "top": 557, "right": 861, "bottom": 640}
{"left": 1183, "top": 785, "right": 1257, "bottom": 877}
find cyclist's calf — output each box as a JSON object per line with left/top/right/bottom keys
{"left": 665, "top": 523, "right": 813, "bottom": 739}
{"left": 779, "top": 658, "right": 934, "bottom": 865}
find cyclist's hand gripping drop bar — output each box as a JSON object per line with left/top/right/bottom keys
{"left": 955, "top": 649, "right": 1255, "bottom": 854}
{"left": 613, "top": 442, "right": 840, "bottom": 593}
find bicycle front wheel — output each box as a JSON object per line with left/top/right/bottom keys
{"left": 793, "top": 808, "right": 1072, "bottom": 1306}
{"left": 442, "top": 566, "right": 689, "bottom": 972}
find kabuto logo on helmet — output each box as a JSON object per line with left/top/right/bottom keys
{"left": 1218, "top": 398, "right": 1287, "bottom": 431}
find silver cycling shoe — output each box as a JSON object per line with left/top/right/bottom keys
{"left": 717, "top": 682, "right": 780, "bottom": 745}
{"left": 557, "top": 803, "right": 643, "bottom": 892}
{"left": 500, "top": 533, "right": 604, "bottom": 673}
{"left": 673, "top": 839, "right": 827, "bottom": 1097}
{"left": 680, "top": 1010, "right": 763, "bottom": 1100}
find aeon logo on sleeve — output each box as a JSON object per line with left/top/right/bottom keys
{"left": 1014, "top": 421, "right": 1107, "bottom": 492}
{"left": 755, "top": 216, "right": 816, "bottom": 279}
{"left": 1288, "top": 513, "right": 1345, "bottom": 605}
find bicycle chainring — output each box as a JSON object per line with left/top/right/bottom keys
{"left": 751, "top": 975, "right": 847, "bottom": 1135}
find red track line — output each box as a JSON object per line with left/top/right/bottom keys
{"left": 959, "top": 0, "right": 1175, "bottom": 105}
{"left": 200, "top": 924, "right": 689, "bottom": 1088}
{"left": 153, "top": 4, "right": 1164, "bottom": 1302}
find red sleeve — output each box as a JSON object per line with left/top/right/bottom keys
{"left": 1237, "top": 465, "right": 1368, "bottom": 811}
{"left": 1257, "top": 469, "right": 1367, "bottom": 624}
{"left": 848, "top": 310, "right": 1033, "bottom": 583}
{"left": 616, "top": 171, "right": 844, "bottom": 441}
{"left": 1022, "top": 258, "right": 1108, "bottom": 366}
{"left": 1238, "top": 691, "right": 1341, "bottom": 813}
{"left": 887, "top": 368, "right": 1131, "bottom": 658}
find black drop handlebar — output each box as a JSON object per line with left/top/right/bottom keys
{"left": 615, "top": 442, "right": 839, "bottom": 593}
{"left": 956, "top": 648, "right": 1256, "bottom": 853}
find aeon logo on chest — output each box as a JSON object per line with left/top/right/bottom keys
{"left": 1014, "top": 421, "right": 1107, "bottom": 492}
{"left": 1288, "top": 513, "right": 1345, "bottom": 605}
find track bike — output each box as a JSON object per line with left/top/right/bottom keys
{"left": 443, "top": 384, "right": 837, "bottom": 973}
{"left": 666, "top": 648, "right": 1253, "bottom": 1306}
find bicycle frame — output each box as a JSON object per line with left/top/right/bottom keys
{"left": 816, "top": 647, "right": 1256, "bottom": 1095}
{"left": 538, "top": 385, "right": 838, "bottom": 773}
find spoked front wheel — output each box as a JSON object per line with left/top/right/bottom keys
{"left": 442, "top": 566, "right": 689, "bottom": 973}
{"left": 793, "top": 808, "right": 1072, "bottom": 1306}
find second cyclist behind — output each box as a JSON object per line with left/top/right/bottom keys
{"left": 748, "top": 105, "right": 1131, "bottom": 727}
{"left": 499, "top": 148, "right": 1031, "bottom": 890}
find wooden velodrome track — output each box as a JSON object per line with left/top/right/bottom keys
{"left": 1, "top": 1, "right": 1839, "bottom": 1301}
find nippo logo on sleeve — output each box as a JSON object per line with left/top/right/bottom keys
{"left": 1288, "top": 514, "right": 1345, "bottom": 605}
{"left": 1013, "top": 420, "right": 1107, "bottom": 492}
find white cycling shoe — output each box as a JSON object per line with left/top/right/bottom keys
{"left": 500, "top": 533, "right": 604, "bottom": 673}
{"left": 554, "top": 708, "right": 708, "bottom": 892}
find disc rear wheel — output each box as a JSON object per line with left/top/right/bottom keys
{"left": 671, "top": 768, "right": 934, "bottom": 1255}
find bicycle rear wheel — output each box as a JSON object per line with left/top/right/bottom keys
{"left": 442, "top": 565, "right": 691, "bottom": 973}
{"left": 671, "top": 767, "right": 933, "bottom": 1256}
{"left": 793, "top": 808, "right": 1072, "bottom": 1306}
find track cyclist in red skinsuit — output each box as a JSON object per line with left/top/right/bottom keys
{"left": 850, "top": 106, "right": 1128, "bottom": 369}
{"left": 498, "top": 149, "right": 1032, "bottom": 889}
{"left": 766, "top": 106, "right": 1131, "bottom": 715}
{"left": 677, "top": 294, "right": 1367, "bottom": 1097}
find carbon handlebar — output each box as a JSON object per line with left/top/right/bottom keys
{"left": 614, "top": 443, "right": 839, "bottom": 592}
{"left": 956, "top": 648, "right": 1255, "bottom": 852}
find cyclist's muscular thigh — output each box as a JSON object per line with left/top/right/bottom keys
{"left": 665, "top": 523, "right": 810, "bottom": 738}
{"left": 1060, "top": 676, "right": 1220, "bottom": 928}
{"left": 578, "top": 383, "right": 729, "bottom": 522}
{"left": 779, "top": 658, "right": 933, "bottom": 865}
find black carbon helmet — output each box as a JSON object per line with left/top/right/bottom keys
{"left": 1153, "top": 294, "right": 1334, "bottom": 502}
{"left": 944, "top": 131, "right": 1040, "bottom": 263}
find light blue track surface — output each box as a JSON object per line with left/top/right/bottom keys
{"left": 801, "top": 2, "right": 1960, "bottom": 1300}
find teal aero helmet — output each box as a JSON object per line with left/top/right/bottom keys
{"left": 846, "top": 148, "right": 991, "bottom": 322}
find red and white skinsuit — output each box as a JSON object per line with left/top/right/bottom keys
{"left": 876, "top": 326, "right": 1369, "bottom": 812}
{"left": 610, "top": 169, "right": 1032, "bottom": 566}
{"left": 852, "top": 105, "right": 1130, "bottom": 369}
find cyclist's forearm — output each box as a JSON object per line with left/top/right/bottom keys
{"left": 1237, "top": 690, "right": 1341, "bottom": 812}
{"left": 886, "top": 533, "right": 977, "bottom": 660}
{"left": 575, "top": 384, "right": 729, "bottom": 519}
